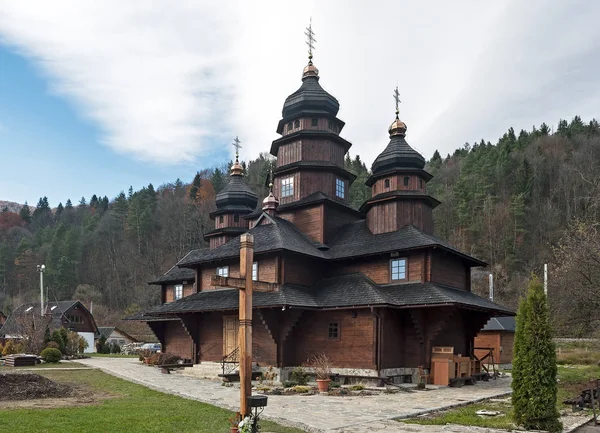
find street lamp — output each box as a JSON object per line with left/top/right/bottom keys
{"left": 36, "top": 264, "right": 46, "bottom": 317}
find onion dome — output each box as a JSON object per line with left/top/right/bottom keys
{"left": 214, "top": 156, "right": 258, "bottom": 214}
{"left": 281, "top": 59, "right": 339, "bottom": 119}
{"left": 262, "top": 179, "right": 279, "bottom": 215}
{"left": 371, "top": 112, "right": 425, "bottom": 174}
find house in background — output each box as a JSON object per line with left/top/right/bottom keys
{"left": 474, "top": 316, "right": 516, "bottom": 365}
{"left": 0, "top": 300, "right": 98, "bottom": 353}
{"left": 97, "top": 327, "right": 138, "bottom": 346}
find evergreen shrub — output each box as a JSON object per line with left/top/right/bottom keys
{"left": 41, "top": 347, "right": 62, "bottom": 363}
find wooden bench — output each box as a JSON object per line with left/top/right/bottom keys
{"left": 157, "top": 363, "right": 194, "bottom": 374}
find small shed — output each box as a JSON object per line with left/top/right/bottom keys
{"left": 97, "top": 327, "right": 138, "bottom": 346}
{"left": 474, "top": 316, "right": 515, "bottom": 364}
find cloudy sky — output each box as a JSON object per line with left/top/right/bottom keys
{"left": 1, "top": 1, "right": 599, "bottom": 206}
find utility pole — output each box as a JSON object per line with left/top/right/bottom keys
{"left": 239, "top": 233, "right": 253, "bottom": 416}
{"left": 544, "top": 263, "right": 548, "bottom": 297}
{"left": 37, "top": 264, "right": 46, "bottom": 316}
{"left": 489, "top": 273, "right": 494, "bottom": 302}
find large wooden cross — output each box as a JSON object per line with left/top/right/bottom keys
{"left": 212, "top": 233, "right": 254, "bottom": 416}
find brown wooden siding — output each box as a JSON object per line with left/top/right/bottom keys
{"left": 163, "top": 320, "right": 194, "bottom": 361}
{"left": 276, "top": 139, "right": 345, "bottom": 167}
{"left": 474, "top": 331, "right": 514, "bottom": 364}
{"left": 289, "top": 309, "right": 376, "bottom": 369}
{"left": 198, "top": 313, "right": 223, "bottom": 362}
{"left": 278, "top": 204, "right": 324, "bottom": 243}
{"left": 61, "top": 306, "right": 96, "bottom": 334}
{"left": 163, "top": 282, "right": 195, "bottom": 303}
{"left": 282, "top": 117, "right": 341, "bottom": 137}
{"left": 200, "top": 263, "right": 240, "bottom": 291}
{"left": 372, "top": 174, "right": 427, "bottom": 196}
{"left": 283, "top": 255, "right": 324, "bottom": 286}
{"left": 323, "top": 205, "right": 362, "bottom": 244}
{"left": 328, "top": 254, "right": 423, "bottom": 284}
{"left": 215, "top": 213, "right": 249, "bottom": 229}
{"left": 367, "top": 200, "right": 433, "bottom": 234}
{"left": 210, "top": 235, "right": 234, "bottom": 250}
{"left": 430, "top": 250, "right": 468, "bottom": 289}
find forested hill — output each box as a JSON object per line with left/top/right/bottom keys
{"left": 1, "top": 117, "right": 599, "bottom": 336}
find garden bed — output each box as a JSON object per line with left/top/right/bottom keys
{"left": 0, "top": 372, "right": 74, "bottom": 401}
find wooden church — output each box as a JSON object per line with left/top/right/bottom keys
{"left": 134, "top": 35, "right": 512, "bottom": 382}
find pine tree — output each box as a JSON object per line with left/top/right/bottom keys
{"left": 189, "top": 172, "right": 202, "bottom": 203}
{"left": 19, "top": 202, "right": 31, "bottom": 223}
{"left": 512, "top": 276, "right": 561, "bottom": 433}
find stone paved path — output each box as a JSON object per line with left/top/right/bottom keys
{"left": 78, "top": 357, "right": 513, "bottom": 432}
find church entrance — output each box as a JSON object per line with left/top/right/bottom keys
{"left": 223, "top": 315, "right": 238, "bottom": 357}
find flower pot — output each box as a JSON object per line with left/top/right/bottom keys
{"left": 229, "top": 428, "right": 239, "bottom": 433}
{"left": 316, "top": 378, "right": 331, "bottom": 392}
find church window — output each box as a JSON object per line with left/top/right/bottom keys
{"left": 252, "top": 262, "right": 258, "bottom": 281}
{"left": 281, "top": 176, "right": 294, "bottom": 197}
{"left": 390, "top": 258, "right": 407, "bottom": 281}
{"left": 234, "top": 214, "right": 240, "bottom": 223}
{"left": 311, "top": 118, "right": 318, "bottom": 127}
{"left": 294, "top": 120, "right": 300, "bottom": 129}
{"left": 174, "top": 284, "right": 183, "bottom": 300}
{"left": 335, "top": 178, "right": 345, "bottom": 198}
{"left": 403, "top": 176, "right": 410, "bottom": 187}
{"left": 219, "top": 215, "right": 224, "bottom": 224}
{"left": 217, "top": 266, "right": 229, "bottom": 277}
{"left": 287, "top": 122, "right": 293, "bottom": 131}
{"left": 419, "top": 179, "right": 424, "bottom": 189}
{"left": 384, "top": 179, "right": 390, "bottom": 189}
{"left": 328, "top": 322, "right": 339, "bottom": 339}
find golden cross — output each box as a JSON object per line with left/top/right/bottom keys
{"left": 393, "top": 86, "right": 401, "bottom": 117}
{"left": 232, "top": 136, "right": 242, "bottom": 159}
{"left": 305, "top": 17, "right": 317, "bottom": 59}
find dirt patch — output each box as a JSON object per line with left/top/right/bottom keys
{"left": 0, "top": 372, "right": 74, "bottom": 401}
{"left": 0, "top": 372, "right": 116, "bottom": 410}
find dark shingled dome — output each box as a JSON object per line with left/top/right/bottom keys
{"left": 282, "top": 74, "right": 339, "bottom": 119}
{"left": 215, "top": 173, "right": 258, "bottom": 213}
{"left": 371, "top": 124, "right": 425, "bottom": 174}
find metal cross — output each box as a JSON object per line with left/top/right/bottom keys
{"left": 393, "top": 86, "right": 401, "bottom": 116}
{"left": 232, "top": 136, "right": 242, "bottom": 157}
{"left": 305, "top": 17, "right": 317, "bottom": 58}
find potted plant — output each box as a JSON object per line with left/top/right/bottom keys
{"left": 310, "top": 353, "right": 332, "bottom": 392}
{"left": 228, "top": 412, "right": 240, "bottom": 433}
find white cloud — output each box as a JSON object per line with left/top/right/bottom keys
{"left": 1, "top": 1, "right": 600, "bottom": 167}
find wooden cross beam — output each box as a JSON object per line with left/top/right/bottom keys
{"left": 211, "top": 275, "right": 278, "bottom": 293}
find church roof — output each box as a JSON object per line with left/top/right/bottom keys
{"left": 148, "top": 265, "right": 196, "bottom": 285}
{"left": 371, "top": 133, "right": 426, "bottom": 175}
{"left": 281, "top": 74, "right": 339, "bottom": 121}
{"left": 327, "top": 221, "right": 486, "bottom": 265}
{"left": 359, "top": 190, "right": 441, "bottom": 213}
{"left": 178, "top": 216, "right": 326, "bottom": 267}
{"left": 213, "top": 171, "right": 258, "bottom": 216}
{"left": 136, "top": 273, "right": 512, "bottom": 317}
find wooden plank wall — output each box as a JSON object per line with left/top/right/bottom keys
{"left": 367, "top": 200, "right": 433, "bottom": 234}
{"left": 288, "top": 309, "right": 376, "bottom": 369}
{"left": 282, "top": 255, "right": 325, "bottom": 286}
{"left": 215, "top": 214, "right": 249, "bottom": 229}
{"left": 329, "top": 254, "right": 424, "bottom": 284}
{"left": 430, "top": 250, "right": 468, "bottom": 289}
{"left": 372, "top": 174, "right": 427, "bottom": 196}
{"left": 163, "top": 320, "right": 194, "bottom": 361}
{"left": 278, "top": 204, "right": 324, "bottom": 242}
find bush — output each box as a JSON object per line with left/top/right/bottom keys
{"left": 290, "top": 366, "right": 309, "bottom": 385}
{"left": 512, "top": 276, "right": 562, "bottom": 433}
{"left": 41, "top": 347, "right": 62, "bottom": 363}
{"left": 138, "top": 349, "right": 152, "bottom": 361}
{"left": 45, "top": 341, "right": 60, "bottom": 350}
{"left": 2, "top": 339, "right": 19, "bottom": 355}
{"left": 110, "top": 343, "right": 121, "bottom": 354}
{"left": 349, "top": 384, "right": 365, "bottom": 391}
{"left": 293, "top": 385, "right": 311, "bottom": 393}
{"left": 96, "top": 335, "right": 111, "bottom": 354}
{"left": 145, "top": 352, "right": 181, "bottom": 366}
{"left": 51, "top": 330, "right": 66, "bottom": 354}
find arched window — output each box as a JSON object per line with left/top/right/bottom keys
{"left": 294, "top": 120, "right": 300, "bottom": 129}
{"left": 287, "top": 122, "right": 293, "bottom": 131}
{"left": 384, "top": 179, "right": 390, "bottom": 189}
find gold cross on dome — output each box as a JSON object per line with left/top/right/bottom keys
{"left": 305, "top": 17, "right": 317, "bottom": 59}
{"left": 232, "top": 136, "right": 242, "bottom": 158}
{"left": 393, "top": 86, "right": 401, "bottom": 117}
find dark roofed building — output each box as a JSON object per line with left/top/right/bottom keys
{"left": 97, "top": 327, "right": 138, "bottom": 346}
{"left": 134, "top": 41, "right": 513, "bottom": 381}
{"left": 0, "top": 300, "right": 98, "bottom": 353}
{"left": 474, "top": 316, "right": 516, "bottom": 364}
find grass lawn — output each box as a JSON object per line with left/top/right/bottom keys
{"left": 402, "top": 399, "right": 515, "bottom": 430}
{"left": 87, "top": 353, "right": 138, "bottom": 358}
{"left": 0, "top": 369, "right": 305, "bottom": 433}
{"left": 403, "top": 363, "right": 600, "bottom": 429}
